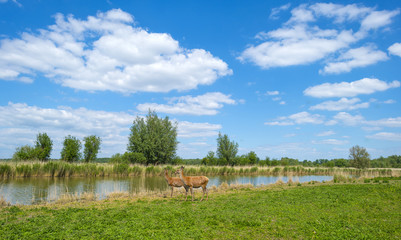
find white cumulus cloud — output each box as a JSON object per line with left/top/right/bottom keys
{"left": 266, "top": 90, "right": 280, "bottom": 96}
{"left": 321, "top": 45, "right": 388, "bottom": 74}
{"left": 304, "top": 78, "right": 400, "bottom": 98}
{"left": 367, "top": 132, "right": 401, "bottom": 141}
{"left": 331, "top": 112, "right": 365, "bottom": 126}
{"left": 388, "top": 43, "right": 401, "bottom": 57}
{"left": 270, "top": 4, "right": 291, "bottom": 20}
{"left": 316, "top": 130, "right": 335, "bottom": 137}
{"left": 137, "top": 92, "right": 236, "bottom": 116}
{"left": 331, "top": 112, "right": 401, "bottom": 128}
{"left": 239, "top": 25, "right": 355, "bottom": 69}
{"left": 239, "top": 3, "right": 398, "bottom": 74}
{"left": 312, "top": 139, "right": 349, "bottom": 145}
{"left": 177, "top": 121, "right": 222, "bottom": 138}
{"left": 310, "top": 3, "right": 371, "bottom": 23}
{"left": 265, "top": 109, "right": 401, "bottom": 130}
{"left": 360, "top": 9, "right": 400, "bottom": 30}
{"left": 366, "top": 117, "right": 401, "bottom": 128}
{"left": 265, "top": 111, "right": 325, "bottom": 126}
{"left": 310, "top": 98, "right": 369, "bottom": 111}
{"left": 0, "top": 9, "right": 232, "bottom": 93}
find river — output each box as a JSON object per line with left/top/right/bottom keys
{"left": 0, "top": 175, "right": 333, "bottom": 205}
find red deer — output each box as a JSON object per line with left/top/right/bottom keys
{"left": 163, "top": 169, "right": 189, "bottom": 198}
{"left": 175, "top": 166, "right": 209, "bottom": 201}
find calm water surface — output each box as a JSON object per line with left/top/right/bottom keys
{"left": 0, "top": 175, "right": 333, "bottom": 205}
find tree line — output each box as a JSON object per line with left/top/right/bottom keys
{"left": 12, "top": 111, "right": 401, "bottom": 168}
{"left": 13, "top": 133, "right": 101, "bottom": 162}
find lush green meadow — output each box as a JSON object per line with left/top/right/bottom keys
{"left": 1, "top": 181, "right": 400, "bottom": 239}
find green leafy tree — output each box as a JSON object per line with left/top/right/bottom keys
{"left": 302, "top": 160, "right": 313, "bottom": 167}
{"left": 122, "top": 152, "right": 147, "bottom": 164}
{"left": 127, "top": 110, "right": 178, "bottom": 165}
{"left": 271, "top": 159, "right": 280, "bottom": 166}
{"left": 201, "top": 151, "right": 218, "bottom": 165}
{"left": 216, "top": 132, "right": 238, "bottom": 166}
{"left": 83, "top": 135, "right": 101, "bottom": 162}
{"left": 236, "top": 155, "right": 249, "bottom": 166}
{"left": 13, "top": 145, "right": 37, "bottom": 161}
{"left": 109, "top": 153, "right": 127, "bottom": 164}
{"left": 333, "top": 158, "right": 349, "bottom": 167}
{"left": 259, "top": 157, "right": 271, "bottom": 166}
{"left": 61, "top": 135, "right": 82, "bottom": 162}
{"left": 247, "top": 151, "right": 259, "bottom": 165}
{"left": 34, "top": 133, "right": 53, "bottom": 161}
{"left": 349, "top": 145, "right": 370, "bottom": 169}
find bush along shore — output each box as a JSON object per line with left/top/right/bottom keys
{"left": 0, "top": 161, "right": 399, "bottom": 178}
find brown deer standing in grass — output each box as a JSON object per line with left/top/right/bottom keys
{"left": 175, "top": 166, "right": 209, "bottom": 201}
{"left": 163, "top": 168, "right": 189, "bottom": 198}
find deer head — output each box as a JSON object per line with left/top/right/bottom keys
{"left": 175, "top": 166, "right": 184, "bottom": 175}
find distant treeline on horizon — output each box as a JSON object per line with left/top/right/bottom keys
{"left": 1, "top": 155, "right": 400, "bottom": 168}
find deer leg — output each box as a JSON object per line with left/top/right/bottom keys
{"left": 190, "top": 187, "right": 194, "bottom": 201}
{"left": 185, "top": 187, "right": 188, "bottom": 201}
{"left": 200, "top": 186, "right": 207, "bottom": 201}
{"left": 170, "top": 186, "right": 173, "bottom": 197}
{"left": 206, "top": 187, "right": 208, "bottom": 201}
{"left": 200, "top": 187, "right": 204, "bottom": 201}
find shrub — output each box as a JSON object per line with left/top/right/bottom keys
{"left": 122, "top": 152, "right": 146, "bottom": 164}
{"left": 109, "top": 153, "right": 128, "bottom": 164}
{"left": 13, "top": 145, "right": 37, "bottom": 161}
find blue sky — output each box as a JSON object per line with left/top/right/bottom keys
{"left": 0, "top": 0, "right": 400, "bottom": 160}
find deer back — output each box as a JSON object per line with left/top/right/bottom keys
{"left": 176, "top": 167, "right": 209, "bottom": 187}
{"left": 187, "top": 176, "right": 209, "bottom": 188}
{"left": 170, "top": 177, "right": 185, "bottom": 187}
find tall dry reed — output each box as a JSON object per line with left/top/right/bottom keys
{"left": 0, "top": 161, "right": 399, "bottom": 179}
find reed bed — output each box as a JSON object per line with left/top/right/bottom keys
{"left": 0, "top": 196, "right": 11, "bottom": 207}
{"left": 0, "top": 161, "right": 399, "bottom": 179}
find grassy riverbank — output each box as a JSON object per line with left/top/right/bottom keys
{"left": 0, "top": 161, "right": 399, "bottom": 178}
{"left": 1, "top": 181, "right": 400, "bottom": 239}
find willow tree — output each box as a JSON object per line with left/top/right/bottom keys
{"left": 349, "top": 145, "right": 370, "bottom": 169}
{"left": 127, "top": 110, "right": 178, "bottom": 165}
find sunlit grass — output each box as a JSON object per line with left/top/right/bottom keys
{"left": 0, "top": 181, "right": 400, "bottom": 239}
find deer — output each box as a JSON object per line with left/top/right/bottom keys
{"left": 175, "top": 166, "right": 209, "bottom": 201}
{"left": 163, "top": 168, "right": 189, "bottom": 198}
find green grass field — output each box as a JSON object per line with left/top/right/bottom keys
{"left": 1, "top": 182, "right": 400, "bottom": 239}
